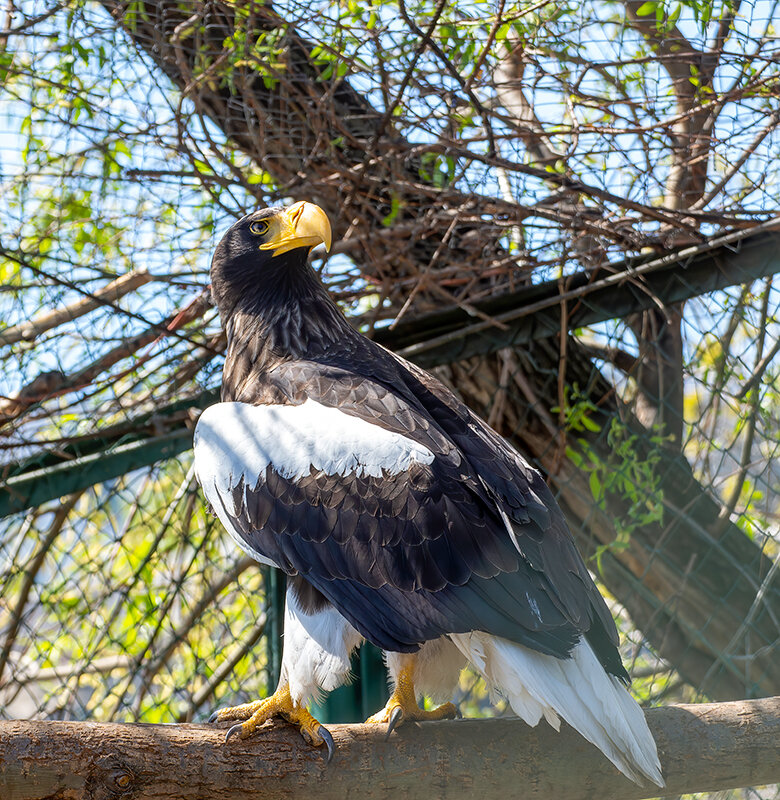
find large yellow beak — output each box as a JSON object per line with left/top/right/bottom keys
{"left": 258, "top": 201, "right": 332, "bottom": 257}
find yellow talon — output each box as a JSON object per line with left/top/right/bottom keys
{"left": 210, "top": 685, "right": 335, "bottom": 761}
{"left": 365, "top": 658, "right": 459, "bottom": 729}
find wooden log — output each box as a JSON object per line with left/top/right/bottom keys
{"left": 0, "top": 697, "right": 778, "bottom": 800}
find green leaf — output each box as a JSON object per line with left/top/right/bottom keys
{"left": 589, "top": 470, "right": 603, "bottom": 502}
{"left": 579, "top": 414, "right": 602, "bottom": 433}
{"left": 381, "top": 192, "right": 402, "bottom": 227}
{"left": 114, "top": 140, "right": 132, "bottom": 158}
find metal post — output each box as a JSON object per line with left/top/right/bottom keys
{"left": 264, "top": 567, "right": 286, "bottom": 690}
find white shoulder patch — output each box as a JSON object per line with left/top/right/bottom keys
{"left": 194, "top": 399, "right": 435, "bottom": 503}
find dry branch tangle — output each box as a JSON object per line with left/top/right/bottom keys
{"left": 0, "top": 698, "right": 778, "bottom": 800}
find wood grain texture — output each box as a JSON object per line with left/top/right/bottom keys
{"left": 0, "top": 697, "right": 778, "bottom": 800}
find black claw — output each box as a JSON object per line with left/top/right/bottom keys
{"left": 225, "top": 723, "right": 244, "bottom": 743}
{"left": 385, "top": 706, "right": 404, "bottom": 741}
{"left": 319, "top": 725, "right": 335, "bottom": 764}
{"left": 454, "top": 707, "right": 463, "bottom": 719}
{"left": 208, "top": 710, "right": 221, "bottom": 724}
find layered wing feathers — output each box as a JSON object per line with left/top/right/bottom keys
{"left": 194, "top": 341, "right": 624, "bottom": 675}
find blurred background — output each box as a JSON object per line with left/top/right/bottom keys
{"left": 0, "top": 0, "right": 778, "bottom": 796}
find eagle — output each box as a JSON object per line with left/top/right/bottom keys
{"left": 194, "top": 201, "right": 664, "bottom": 786}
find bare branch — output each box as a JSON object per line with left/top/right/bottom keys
{"left": 0, "top": 270, "right": 153, "bottom": 347}
{"left": 493, "top": 40, "right": 562, "bottom": 166}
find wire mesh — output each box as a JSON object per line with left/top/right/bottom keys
{"left": 0, "top": 0, "right": 778, "bottom": 796}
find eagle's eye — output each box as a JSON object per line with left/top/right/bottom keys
{"left": 249, "top": 219, "right": 270, "bottom": 236}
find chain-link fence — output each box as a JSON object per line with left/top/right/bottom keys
{"left": 0, "top": 0, "right": 778, "bottom": 796}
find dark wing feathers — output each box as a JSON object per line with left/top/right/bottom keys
{"left": 220, "top": 338, "right": 626, "bottom": 678}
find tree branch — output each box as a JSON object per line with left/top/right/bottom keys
{"left": 0, "top": 269, "right": 153, "bottom": 348}
{"left": 493, "top": 40, "right": 562, "bottom": 166}
{"left": 0, "top": 493, "right": 81, "bottom": 686}
{"left": 0, "top": 290, "right": 213, "bottom": 429}
{"left": 0, "top": 698, "right": 778, "bottom": 800}
{"left": 623, "top": 0, "right": 700, "bottom": 81}
{"left": 710, "top": 0, "right": 741, "bottom": 55}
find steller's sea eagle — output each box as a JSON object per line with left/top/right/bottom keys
{"left": 194, "top": 201, "right": 664, "bottom": 786}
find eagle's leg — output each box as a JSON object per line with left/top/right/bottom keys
{"left": 209, "top": 684, "right": 334, "bottom": 760}
{"left": 365, "top": 653, "right": 459, "bottom": 734}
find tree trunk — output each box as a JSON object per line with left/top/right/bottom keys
{"left": 445, "top": 340, "right": 780, "bottom": 699}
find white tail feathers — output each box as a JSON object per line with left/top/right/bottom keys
{"left": 450, "top": 632, "right": 664, "bottom": 787}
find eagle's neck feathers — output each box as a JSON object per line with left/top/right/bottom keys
{"left": 216, "top": 254, "right": 352, "bottom": 402}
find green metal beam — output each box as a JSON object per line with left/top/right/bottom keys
{"left": 377, "top": 223, "right": 780, "bottom": 369}
{"left": 2, "top": 389, "right": 220, "bottom": 480}
{"left": 2, "top": 223, "right": 780, "bottom": 517}
{"left": 0, "top": 429, "right": 193, "bottom": 516}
